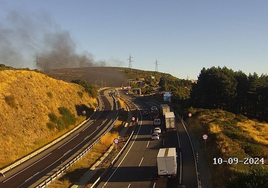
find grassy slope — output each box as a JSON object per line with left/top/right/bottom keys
{"left": 187, "top": 109, "right": 268, "bottom": 187}
{"left": 0, "top": 70, "right": 97, "bottom": 167}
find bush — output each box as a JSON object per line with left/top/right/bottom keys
{"left": 48, "top": 113, "right": 58, "bottom": 123}
{"left": 46, "top": 122, "right": 55, "bottom": 130}
{"left": 243, "top": 143, "right": 265, "bottom": 157}
{"left": 46, "top": 92, "right": 53, "bottom": 98}
{"left": 5, "top": 95, "right": 16, "bottom": 108}
{"left": 58, "top": 107, "right": 76, "bottom": 128}
{"left": 77, "top": 91, "right": 83, "bottom": 98}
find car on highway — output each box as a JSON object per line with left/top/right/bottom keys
{"left": 154, "top": 127, "right": 161, "bottom": 134}
{"left": 152, "top": 132, "right": 160, "bottom": 140}
{"left": 142, "top": 110, "right": 149, "bottom": 116}
{"left": 153, "top": 118, "right": 161, "bottom": 126}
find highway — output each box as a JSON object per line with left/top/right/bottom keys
{"left": 97, "top": 94, "right": 198, "bottom": 188}
{"left": 0, "top": 89, "right": 118, "bottom": 188}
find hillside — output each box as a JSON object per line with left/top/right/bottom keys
{"left": 45, "top": 67, "right": 129, "bottom": 87}
{"left": 0, "top": 70, "right": 97, "bottom": 167}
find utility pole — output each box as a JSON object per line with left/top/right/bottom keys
{"left": 127, "top": 54, "right": 133, "bottom": 68}
{"left": 155, "top": 59, "right": 159, "bottom": 72}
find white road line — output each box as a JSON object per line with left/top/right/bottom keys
{"left": 3, "top": 153, "right": 52, "bottom": 183}
{"left": 63, "top": 149, "right": 71, "bottom": 156}
{"left": 146, "top": 141, "right": 150, "bottom": 148}
{"left": 127, "top": 183, "right": 131, "bottom": 188}
{"left": 139, "top": 157, "right": 144, "bottom": 167}
{"left": 82, "top": 122, "right": 93, "bottom": 132}
{"left": 102, "top": 108, "right": 143, "bottom": 187}
{"left": 179, "top": 152, "right": 182, "bottom": 184}
{"left": 58, "top": 133, "right": 79, "bottom": 149}
{"left": 177, "top": 132, "right": 181, "bottom": 148}
{"left": 153, "top": 182, "right": 157, "bottom": 188}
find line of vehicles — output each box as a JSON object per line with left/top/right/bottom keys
{"left": 143, "top": 104, "right": 177, "bottom": 178}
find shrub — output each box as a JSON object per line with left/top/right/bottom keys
{"left": 243, "top": 143, "right": 265, "bottom": 157}
{"left": 46, "top": 122, "right": 55, "bottom": 130}
{"left": 5, "top": 95, "right": 16, "bottom": 108}
{"left": 46, "top": 92, "right": 53, "bottom": 98}
{"left": 48, "top": 113, "right": 58, "bottom": 123}
{"left": 77, "top": 91, "right": 83, "bottom": 98}
{"left": 58, "top": 107, "right": 76, "bottom": 128}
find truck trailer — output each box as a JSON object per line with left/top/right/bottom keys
{"left": 160, "top": 104, "right": 170, "bottom": 117}
{"left": 164, "top": 111, "right": 176, "bottom": 130}
{"left": 157, "top": 147, "right": 177, "bottom": 178}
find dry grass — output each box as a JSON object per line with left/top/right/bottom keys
{"left": 0, "top": 70, "right": 97, "bottom": 168}
{"left": 188, "top": 109, "right": 268, "bottom": 188}
{"left": 237, "top": 120, "right": 268, "bottom": 145}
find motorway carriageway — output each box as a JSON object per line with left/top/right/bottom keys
{"left": 97, "top": 95, "right": 198, "bottom": 188}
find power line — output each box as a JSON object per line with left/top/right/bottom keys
{"left": 155, "top": 59, "right": 159, "bottom": 72}
{"left": 127, "top": 54, "right": 133, "bottom": 68}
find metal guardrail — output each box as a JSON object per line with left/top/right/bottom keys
{"left": 34, "top": 93, "right": 118, "bottom": 188}
{"left": 176, "top": 113, "right": 202, "bottom": 188}
{"left": 89, "top": 98, "right": 138, "bottom": 188}
{"left": 35, "top": 116, "right": 119, "bottom": 188}
{"left": 0, "top": 93, "right": 103, "bottom": 175}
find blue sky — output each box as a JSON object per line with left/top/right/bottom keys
{"left": 1, "top": 0, "right": 268, "bottom": 79}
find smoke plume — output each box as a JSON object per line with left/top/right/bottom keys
{"left": 0, "top": 9, "right": 103, "bottom": 70}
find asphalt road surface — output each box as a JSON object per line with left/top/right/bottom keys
{"left": 97, "top": 94, "right": 198, "bottom": 188}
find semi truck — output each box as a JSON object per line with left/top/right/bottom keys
{"left": 164, "top": 111, "right": 176, "bottom": 130}
{"left": 157, "top": 147, "right": 177, "bottom": 178}
{"left": 160, "top": 104, "right": 170, "bottom": 117}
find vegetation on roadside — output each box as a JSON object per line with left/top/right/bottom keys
{"left": 71, "top": 79, "right": 98, "bottom": 98}
{"left": 186, "top": 108, "right": 268, "bottom": 188}
{"left": 47, "top": 107, "right": 76, "bottom": 131}
{"left": 0, "top": 68, "right": 96, "bottom": 168}
{"left": 48, "top": 97, "right": 128, "bottom": 188}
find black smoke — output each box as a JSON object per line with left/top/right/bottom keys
{"left": 0, "top": 9, "right": 104, "bottom": 70}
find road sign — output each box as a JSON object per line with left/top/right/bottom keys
{"left": 202, "top": 134, "right": 208, "bottom": 148}
{"left": 202, "top": 134, "right": 208, "bottom": 140}
{"left": 113, "top": 138, "right": 119, "bottom": 144}
{"left": 131, "top": 116, "right": 136, "bottom": 122}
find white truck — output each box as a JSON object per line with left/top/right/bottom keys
{"left": 160, "top": 104, "right": 170, "bottom": 117}
{"left": 164, "top": 111, "right": 176, "bottom": 130}
{"left": 157, "top": 147, "right": 177, "bottom": 178}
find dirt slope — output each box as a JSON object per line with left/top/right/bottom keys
{"left": 0, "top": 70, "right": 97, "bottom": 167}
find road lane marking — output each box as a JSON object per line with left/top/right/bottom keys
{"left": 58, "top": 133, "right": 79, "bottom": 149}
{"left": 25, "top": 171, "right": 39, "bottom": 182}
{"left": 177, "top": 132, "right": 181, "bottom": 148}
{"left": 82, "top": 122, "right": 93, "bottom": 132}
{"left": 153, "top": 182, "right": 156, "bottom": 188}
{"left": 3, "top": 153, "right": 52, "bottom": 183}
{"left": 146, "top": 141, "right": 150, "bottom": 148}
{"left": 179, "top": 152, "right": 182, "bottom": 184}
{"left": 102, "top": 108, "right": 143, "bottom": 187}
{"left": 127, "top": 183, "right": 131, "bottom": 188}
{"left": 139, "top": 157, "right": 144, "bottom": 167}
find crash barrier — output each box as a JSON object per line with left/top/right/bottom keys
{"left": 34, "top": 92, "right": 118, "bottom": 188}
{"left": 176, "top": 113, "right": 202, "bottom": 188}
{"left": 90, "top": 100, "right": 138, "bottom": 188}
{"left": 90, "top": 125, "right": 135, "bottom": 188}
{"left": 35, "top": 116, "right": 119, "bottom": 188}
{"left": 0, "top": 91, "right": 104, "bottom": 175}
